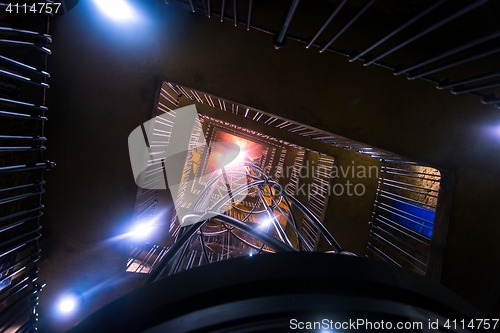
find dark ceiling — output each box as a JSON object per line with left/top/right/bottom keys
{"left": 171, "top": 0, "right": 500, "bottom": 107}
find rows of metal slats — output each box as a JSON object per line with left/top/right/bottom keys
{"left": 165, "top": 81, "right": 414, "bottom": 162}
{"left": 0, "top": 2, "right": 55, "bottom": 332}
{"left": 285, "top": 149, "right": 304, "bottom": 196}
{"left": 127, "top": 91, "right": 181, "bottom": 276}
{"left": 275, "top": 148, "right": 286, "bottom": 180}
{"left": 168, "top": 0, "right": 500, "bottom": 109}
{"left": 157, "top": 83, "right": 358, "bottom": 252}
{"left": 301, "top": 154, "right": 334, "bottom": 250}
{"left": 126, "top": 243, "right": 169, "bottom": 274}
{"left": 368, "top": 161, "right": 440, "bottom": 276}
{"left": 154, "top": 82, "right": 445, "bottom": 276}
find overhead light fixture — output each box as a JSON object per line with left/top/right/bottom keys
{"left": 93, "top": 0, "right": 134, "bottom": 21}
{"left": 57, "top": 293, "right": 80, "bottom": 315}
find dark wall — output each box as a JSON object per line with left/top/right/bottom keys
{"left": 38, "top": 0, "right": 500, "bottom": 330}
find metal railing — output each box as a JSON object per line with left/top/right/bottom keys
{"left": 0, "top": 2, "right": 55, "bottom": 332}
{"left": 128, "top": 81, "right": 449, "bottom": 281}
{"left": 127, "top": 81, "right": 351, "bottom": 278}
{"left": 166, "top": 0, "right": 500, "bottom": 109}
{"left": 301, "top": 154, "right": 334, "bottom": 249}
{"left": 161, "top": 81, "right": 411, "bottom": 162}
{"left": 368, "top": 161, "right": 441, "bottom": 276}
{"left": 127, "top": 103, "right": 179, "bottom": 274}
{"left": 145, "top": 161, "right": 349, "bottom": 283}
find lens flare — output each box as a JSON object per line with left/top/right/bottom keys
{"left": 93, "top": 0, "right": 134, "bottom": 21}
{"left": 57, "top": 294, "right": 79, "bottom": 315}
{"left": 131, "top": 223, "right": 154, "bottom": 240}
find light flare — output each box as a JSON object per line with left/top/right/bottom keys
{"left": 93, "top": 0, "right": 135, "bottom": 21}
{"left": 57, "top": 294, "right": 80, "bottom": 315}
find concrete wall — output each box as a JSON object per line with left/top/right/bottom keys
{"left": 319, "top": 151, "right": 381, "bottom": 256}
{"left": 38, "top": 0, "right": 500, "bottom": 330}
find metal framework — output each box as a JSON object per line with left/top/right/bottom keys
{"left": 145, "top": 161, "right": 350, "bottom": 283}
{"left": 127, "top": 101, "right": 346, "bottom": 278}
{"left": 368, "top": 161, "right": 441, "bottom": 276}
{"left": 159, "top": 81, "right": 414, "bottom": 163}
{"left": 166, "top": 0, "right": 500, "bottom": 109}
{"left": 0, "top": 2, "right": 55, "bottom": 332}
{"left": 128, "top": 81, "right": 449, "bottom": 283}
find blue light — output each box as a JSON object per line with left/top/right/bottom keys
{"left": 483, "top": 120, "right": 500, "bottom": 140}
{"left": 93, "top": 0, "right": 135, "bottom": 21}
{"left": 57, "top": 293, "right": 80, "bottom": 315}
{"left": 131, "top": 222, "right": 154, "bottom": 240}
{"left": 495, "top": 124, "right": 500, "bottom": 137}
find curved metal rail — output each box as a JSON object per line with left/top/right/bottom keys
{"left": 146, "top": 162, "right": 350, "bottom": 284}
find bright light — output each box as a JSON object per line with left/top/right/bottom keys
{"left": 131, "top": 223, "right": 154, "bottom": 240}
{"left": 249, "top": 254, "right": 253, "bottom": 257}
{"left": 93, "top": 0, "right": 134, "bottom": 21}
{"left": 225, "top": 150, "right": 247, "bottom": 168}
{"left": 105, "top": 210, "right": 167, "bottom": 243}
{"left": 219, "top": 148, "right": 248, "bottom": 170}
{"left": 259, "top": 218, "right": 273, "bottom": 229}
{"left": 495, "top": 124, "right": 500, "bottom": 137}
{"left": 57, "top": 294, "right": 79, "bottom": 315}
{"left": 484, "top": 122, "right": 500, "bottom": 140}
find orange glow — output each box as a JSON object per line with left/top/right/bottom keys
{"left": 208, "top": 131, "right": 267, "bottom": 172}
